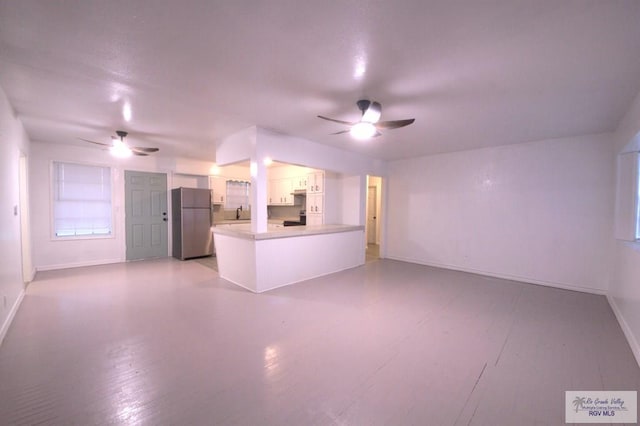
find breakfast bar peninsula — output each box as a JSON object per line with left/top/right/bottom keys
{"left": 212, "top": 126, "right": 384, "bottom": 292}
{"left": 213, "top": 223, "right": 364, "bottom": 293}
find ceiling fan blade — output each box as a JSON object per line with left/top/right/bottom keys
{"left": 318, "top": 115, "right": 357, "bottom": 126}
{"left": 373, "top": 131, "right": 382, "bottom": 138}
{"left": 132, "top": 146, "right": 159, "bottom": 153}
{"left": 375, "top": 118, "right": 415, "bottom": 130}
{"left": 330, "top": 130, "right": 350, "bottom": 135}
{"left": 78, "top": 137, "right": 111, "bottom": 147}
{"left": 131, "top": 150, "right": 149, "bottom": 156}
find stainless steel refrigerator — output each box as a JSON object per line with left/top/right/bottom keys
{"left": 171, "top": 187, "right": 213, "bottom": 260}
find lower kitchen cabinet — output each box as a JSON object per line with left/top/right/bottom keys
{"left": 306, "top": 213, "right": 323, "bottom": 226}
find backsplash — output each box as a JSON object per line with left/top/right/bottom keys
{"left": 212, "top": 199, "right": 306, "bottom": 222}
{"left": 268, "top": 205, "right": 304, "bottom": 219}
{"left": 212, "top": 204, "right": 251, "bottom": 222}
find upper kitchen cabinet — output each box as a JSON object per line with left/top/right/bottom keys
{"left": 268, "top": 178, "right": 294, "bottom": 205}
{"left": 307, "top": 171, "right": 324, "bottom": 193}
{"left": 292, "top": 175, "right": 307, "bottom": 191}
{"left": 209, "top": 176, "right": 226, "bottom": 204}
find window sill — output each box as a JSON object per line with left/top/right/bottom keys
{"left": 51, "top": 234, "right": 114, "bottom": 242}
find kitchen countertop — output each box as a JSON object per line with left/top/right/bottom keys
{"left": 213, "top": 219, "right": 251, "bottom": 225}
{"left": 212, "top": 223, "right": 364, "bottom": 240}
{"left": 213, "top": 218, "right": 298, "bottom": 226}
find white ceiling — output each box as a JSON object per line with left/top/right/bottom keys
{"left": 1, "top": 1, "right": 640, "bottom": 161}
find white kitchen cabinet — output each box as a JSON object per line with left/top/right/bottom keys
{"left": 281, "top": 178, "right": 293, "bottom": 204}
{"left": 209, "top": 176, "right": 226, "bottom": 204}
{"left": 307, "top": 171, "right": 324, "bottom": 193}
{"left": 292, "top": 175, "right": 307, "bottom": 191}
{"left": 307, "top": 193, "right": 323, "bottom": 214}
{"left": 268, "top": 178, "right": 294, "bottom": 205}
{"left": 306, "top": 213, "right": 323, "bottom": 226}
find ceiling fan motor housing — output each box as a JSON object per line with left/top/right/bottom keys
{"left": 357, "top": 99, "right": 371, "bottom": 113}
{"left": 116, "top": 130, "right": 128, "bottom": 139}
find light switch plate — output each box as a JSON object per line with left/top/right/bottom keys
{"left": 13, "top": 205, "right": 18, "bottom": 216}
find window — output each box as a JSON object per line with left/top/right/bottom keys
{"left": 224, "top": 180, "right": 250, "bottom": 210}
{"left": 637, "top": 155, "right": 640, "bottom": 240}
{"left": 53, "top": 162, "right": 112, "bottom": 237}
{"left": 615, "top": 152, "right": 640, "bottom": 242}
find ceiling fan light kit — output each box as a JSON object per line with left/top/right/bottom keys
{"left": 318, "top": 99, "right": 414, "bottom": 140}
{"left": 350, "top": 122, "right": 377, "bottom": 140}
{"left": 110, "top": 139, "right": 133, "bottom": 157}
{"left": 79, "top": 130, "right": 160, "bottom": 157}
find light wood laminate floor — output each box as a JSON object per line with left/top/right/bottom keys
{"left": 0, "top": 258, "right": 638, "bottom": 425}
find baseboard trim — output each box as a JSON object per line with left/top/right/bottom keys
{"left": 606, "top": 295, "right": 640, "bottom": 368}
{"left": 385, "top": 255, "right": 607, "bottom": 295}
{"left": 0, "top": 289, "right": 25, "bottom": 347}
{"left": 25, "top": 267, "right": 36, "bottom": 283}
{"left": 218, "top": 274, "right": 257, "bottom": 293}
{"left": 36, "top": 258, "right": 122, "bottom": 272}
{"left": 220, "top": 261, "right": 366, "bottom": 294}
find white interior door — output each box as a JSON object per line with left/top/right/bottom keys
{"left": 367, "top": 186, "right": 377, "bottom": 244}
{"left": 125, "top": 171, "right": 168, "bottom": 260}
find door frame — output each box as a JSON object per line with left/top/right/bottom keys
{"left": 124, "top": 170, "right": 170, "bottom": 261}
{"left": 367, "top": 185, "right": 377, "bottom": 244}
{"left": 365, "top": 175, "right": 384, "bottom": 257}
{"left": 19, "top": 154, "right": 33, "bottom": 282}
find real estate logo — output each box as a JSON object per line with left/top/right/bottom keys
{"left": 565, "top": 391, "right": 637, "bottom": 423}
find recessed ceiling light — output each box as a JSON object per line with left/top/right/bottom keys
{"left": 123, "top": 102, "right": 132, "bottom": 122}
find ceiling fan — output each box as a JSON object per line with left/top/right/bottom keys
{"left": 318, "top": 100, "right": 415, "bottom": 140}
{"left": 79, "top": 130, "right": 159, "bottom": 157}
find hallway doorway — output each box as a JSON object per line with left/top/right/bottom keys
{"left": 366, "top": 175, "right": 382, "bottom": 262}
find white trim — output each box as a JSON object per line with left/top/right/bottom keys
{"left": 217, "top": 275, "right": 257, "bottom": 293}
{"left": 0, "top": 289, "right": 25, "bottom": 347}
{"left": 25, "top": 267, "right": 36, "bottom": 284}
{"left": 385, "top": 255, "right": 607, "bottom": 295}
{"left": 36, "top": 258, "right": 123, "bottom": 272}
{"left": 219, "top": 262, "right": 364, "bottom": 294}
{"left": 607, "top": 295, "right": 640, "bottom": 368}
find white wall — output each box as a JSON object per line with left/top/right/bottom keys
{"left": 340, "top": 175, "right": 366, "bottom": 226}
{"left": 323, "top": 171, "right": 343, "bottom": 225}
{"left": 386, "top": 134, "right": 614, "bottom": 293}
{"left": 30, "top": 142, "right": 212, "bottom": 270}
{"left": 610, "top": 89, "right": 640, "bottom": 365}
{"left": 172, "top": 173, "right": 209, "bottom": 189}
{"left": 0, "top": 84, "right": 31, "bottom": 343}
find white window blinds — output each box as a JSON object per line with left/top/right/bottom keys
{"left": 637, "top": 155, "right": 640, "bottom": 240}
{"left": 53, "top": 162, "right": 112, "bottom": 237}
{"left": 224, "top": 180, "right": 250, "bottom": 210}
{"left": 615, "top": 152, "right": 640, "bottom": 241}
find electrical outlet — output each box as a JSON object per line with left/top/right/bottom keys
{"left": 13, "top": 205, "right": 18, "bottom": 216}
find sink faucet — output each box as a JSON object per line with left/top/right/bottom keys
{"left": 236, "top": 205, "right": 242, "bottom": 220}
